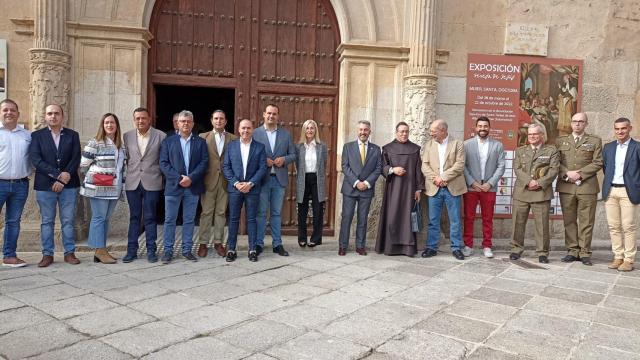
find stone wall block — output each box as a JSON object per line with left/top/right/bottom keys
{"left": 603, "top": 61, "right": 638, "bottom": 95}
{"left": 434, "top": 104, "right": 465, "bottom": 134}
{"left": 436, "top": 76, "right": 466, "bottom": 105}
{"left": 582, "top": 84, "right": 617, "bottom": 113}
{"left": 616, "top": 95, "right": 635, "bottom": 120}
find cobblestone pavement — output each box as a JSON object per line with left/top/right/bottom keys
{"left": 1, "top": 248, "right": 639, "bottom": 360}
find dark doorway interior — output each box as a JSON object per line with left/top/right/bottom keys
{"left": 154, "top": 85, "right": 236, "bottom": 134}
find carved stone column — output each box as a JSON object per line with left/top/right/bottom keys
{"left": 404, "top": 0, "right": 439, "bottom": 147}
{"left": 29, "top": 0, "right": 71, "bottom": 129}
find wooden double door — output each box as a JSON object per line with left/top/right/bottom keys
{"left": 149, "top": 0, "right": 341, "bottom": 234}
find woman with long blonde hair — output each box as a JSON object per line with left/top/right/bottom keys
{"left": 294, "top": 119, "right": 328, "bottom": 247}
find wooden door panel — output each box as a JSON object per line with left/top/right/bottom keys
{"left": 316, "top": 3, "right": 336, "bottom": 85}
{"left": 297, "top": 0, "right": 317, "bottom": 83}
{"left": 276, "top": 0, "right": 297, "bottom": 83}
{"left": 258, "top": 0, "right": 277, "bottom": 83}
{"left": 192, "top": 1, "right": 214, "bottom": 76}
{"left": 175, "top": 0, "right": 194, "bottom": 75}
{"left": 214, "top": 1, "right": 236, "bottom": 78}
{"left": 155, "top": 2, "right": 175, "bottom": 73}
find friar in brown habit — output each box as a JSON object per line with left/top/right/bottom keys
{"left": 375, "top": 122, "right": 425, "bottom": 256}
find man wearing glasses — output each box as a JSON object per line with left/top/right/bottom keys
{"left": 510, "top": 123, "right": 559, "bottom": 263}
{"left": 555, "top": 113, "right": 602, "bottom": 266}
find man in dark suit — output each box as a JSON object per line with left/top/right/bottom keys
{"left": 122, "top": 107, "right": 166, "bottom": 263}
{"left": 159, "top": 110, "right": 208, "bottom": 264}
{"left": 252, "top": 104, "right": 296, "bottom": 257}
{"left": 223, "top": 119, "right": 267, "bottom": 262}
{"left": 338, "top": 120, "right": 382, "bottom": 255}
{"left": 602, "top": 117, "right": 640, "bottom": 272}
{"left": 165, "top": 112, "right": 179, "bottom": 137}
{"left": 29, "top": 104, "right": 81, "bottom": 267}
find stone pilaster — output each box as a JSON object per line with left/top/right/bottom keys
{"left": 404, "top": 0, "right": 439, "bottom": 147}
{"left": 29, "top": 0, "right": 71, "bottom": 130}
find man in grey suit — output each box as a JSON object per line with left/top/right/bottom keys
{"left": 253, "top": 104, "right": 297, "bottom": 256}
{"left": 338, "top": 120, "right": 382, "bottom": 256}
{"left": 462, "top": 116, "right": 505, "bottom": 258}
{"left": 122, "top": 107, "right": 167, "bottom": 263}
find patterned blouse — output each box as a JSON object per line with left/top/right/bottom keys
{"left": 79, "top": 137, "right": 126, "bottom": 199}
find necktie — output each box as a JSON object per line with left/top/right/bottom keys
{"left": 575, "top": 137, "right": 580, "bottom": 147}
{"left": 360, "top": 142, "right": 366, "bottom": 165}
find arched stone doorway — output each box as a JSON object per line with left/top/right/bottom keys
{"left": 147, "top": 0, "right": 341, "bottom": 235}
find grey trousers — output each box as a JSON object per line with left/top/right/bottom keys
{"left": 339, "top": 195, "right": 373, "bottom": 249}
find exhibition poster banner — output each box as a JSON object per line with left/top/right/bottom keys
{"left": 0, "top": 39, "right": 6, "bottom": 101}
{"left": 465, "top": 53, "right": 583, "bottom": 218}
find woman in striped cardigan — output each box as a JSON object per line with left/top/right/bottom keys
{"left": 80, "top": 113, "right": 126, "bottom": 263}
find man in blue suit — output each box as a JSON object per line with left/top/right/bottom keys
{"left": 252, "top": 104, "right": 296, "bottom": 256}
{"left": 223, "top": 119, "right": 267, "bottom": 262}
{"left": 30, "top": 104, "right": 81, "bottom": 267}
{"left": 338, "top": 120, "right": 382, "bottom": 255}
{"left": 159, "top": 110, "right": 209, "bottom": 264}
{"left": 602, "top": 117, "right": 640, "bottom": 272}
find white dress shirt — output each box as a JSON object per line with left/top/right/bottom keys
{"left": 477, "top": 137, "right": 489, "bottom": 180}
{"left": 437, "top": 136, "right": 449, "bottom": 175}
{"left": 240, "top": 140, "right": 252, "bottom": 180}
{"left": 49, "top": 126, "right": 61, "bottom": 149}
{"left": 214, "top": 131, "right": 225, "bottom": 156}
{"left": 613, "top": 138, "right": 630, "bottom": 184}
{"left": 136, "top": 129, "right": 150, "bottom": 155}
{"left": 304, "top": 140, "right": 318, "bottom": 173}
{"left": 0, "top": 123, "right": 32, "bottom": 180}
{"left": 354, "top": 139, "right": 371, "bottom": 188}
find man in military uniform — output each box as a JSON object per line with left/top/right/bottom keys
{"left": 556, "top": 112, "right": 602, "bottom": 266}
{"left": 510, "top": 123, "right": 559, "bottom": 263}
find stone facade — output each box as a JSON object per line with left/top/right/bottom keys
{"left": 1, "top": 0, "right": 639, "bottom": 248}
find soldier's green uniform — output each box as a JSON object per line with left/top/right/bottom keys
{"left": 511, "top": 144, "right": 559, "bottom": 256}
{"left": 556, "top": 134, "right": 603, "bottom": 258}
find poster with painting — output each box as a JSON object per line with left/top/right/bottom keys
{"left": 0, "top": 40, "right": 6, "bottom": 100}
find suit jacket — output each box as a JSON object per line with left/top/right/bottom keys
{"left": 200, "top": 130, "right": 237, "bottom": 191}
{"left": 159, "top": 133, "right": 209, "bottom": 196}
{"left": 30, "top": 127, "right": 81, "bottom": 191}
{"left": 463, "top": 137, "right": 506, "bottom": 192}
{"left": 340, "top": 140, "right": 382, "bottom": 198}
{"left": 602, "top": 138, "right": 640, "bottom": 204}
{"left": 223, "top": 139, "right": 268, "bottom": 195}
{"left": 123, "top": 127, "right": 166, "bottom": 191}
{"left": 513, "top": 144, "right": 559, "bottom": 202}
{"left": 555, "top": 133, "right": 603, "bottom": 195}
{"left": 422, "top": 137, "right": 467, "bottom": 196}
{"left": 252, "top": 125, "right": 296, "bottom": 187}
{"left": 295, "top": 142, "right": 328, "bottom": 202}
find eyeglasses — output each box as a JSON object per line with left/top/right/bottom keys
{"left": 571, "top": 120, "right": 586, "bottom": 124}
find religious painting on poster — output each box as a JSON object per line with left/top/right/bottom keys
{"left": 0, "top": 40, "right": 6, "bottom": 100}
{"left": 465, "top": 53, "right": 583, "bottom": 218}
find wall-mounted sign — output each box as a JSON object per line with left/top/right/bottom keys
{"left": 465, "top": 53, "right": 583, "bottom": 218}
{"left": 504, "top": 23, "right": 549, "bottom": 56}
{"left": 0, "top": 39, "right": 6, "bottom": 101}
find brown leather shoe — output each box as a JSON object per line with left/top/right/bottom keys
{"left": 197, "top": 244, "right": 208, "bottom": 258}
{"left": 338, "top": 248, "right": 346, "bottom": 256}
{"left": 213, "top": 243, "right": 226, "bottom": 257}
{"left": 38, "top": 255, "right": 54, "bottom": 268}
{"left": 608, "top": 259, "right": 624, "bottom": 269}
{"left": 2, "top": 257, "right": 27, "bottom": 268}
{"left": 618, "top": 261, "right": 634, "bottom": 272}
{"left": 356, "top": 248, "right": 367, "bottom": 256}
{"left": 64, "top": 253, "right": 81, "bottom": 265}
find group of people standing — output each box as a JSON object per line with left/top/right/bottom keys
{"left": 343, "top": 114, "right": 638, "bottom": 272}
{"left": 0, "top": 97, "right": 637, "bottom": 272}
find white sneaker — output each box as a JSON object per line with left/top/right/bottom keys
{"left": 462, "top": 246, "right": 474, "bottom": 257}
{"left": 483, "top": 247, "right": 494, "bottom": 258}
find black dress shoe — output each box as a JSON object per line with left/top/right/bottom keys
{"left": 561, "top": 255, "right": 579, "bottom": 262}
{"left": 509, "top": 253, "right": 520, "bottom": 260}
{"left": 255, "top": 245, "right": 263, "bottom": 256}
{"left": 452, "top": 250, "right": 465, "bottom": 260}
{"left": 580, "top": 257, "right": 593, "bottom": 266}
{"left": 183, "top": 252, "right": 198, "bottom": 262}
{"left": 122, "top": 253, "right": 137, "bottom": 263}
{"left": 248, "top": 251, "right": 258, "bottom": 262}
{"left": 161, "top": 252, "right": 173, "bottom": 264}
{"left": 421, "top": 249, "right": 437, "bottom": 258}
{"left": 225, "top": 251, "right": 237, "bottom": 262}
{"left": 273, "top": 245, "right": 289, "bottom": 256}
{"left": 539, "top": 256, "right": 549, "bottom": 264}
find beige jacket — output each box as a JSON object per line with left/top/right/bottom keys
{"left": 422, "top": 137, "right": 467, "bottom": 196}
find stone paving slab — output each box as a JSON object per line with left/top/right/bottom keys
{"left": 99, "top": 321, "right": 196, "bottom": 358}
{"left": 1, "top": 249, "right": 639, "bottom": 359}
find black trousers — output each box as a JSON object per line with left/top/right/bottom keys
{"left": 298, "top": 173, "right": 324, "bottom": 243}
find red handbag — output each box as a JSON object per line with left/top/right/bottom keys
{"left": 93, "top": 174, "right": 115, "bottom": 186}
